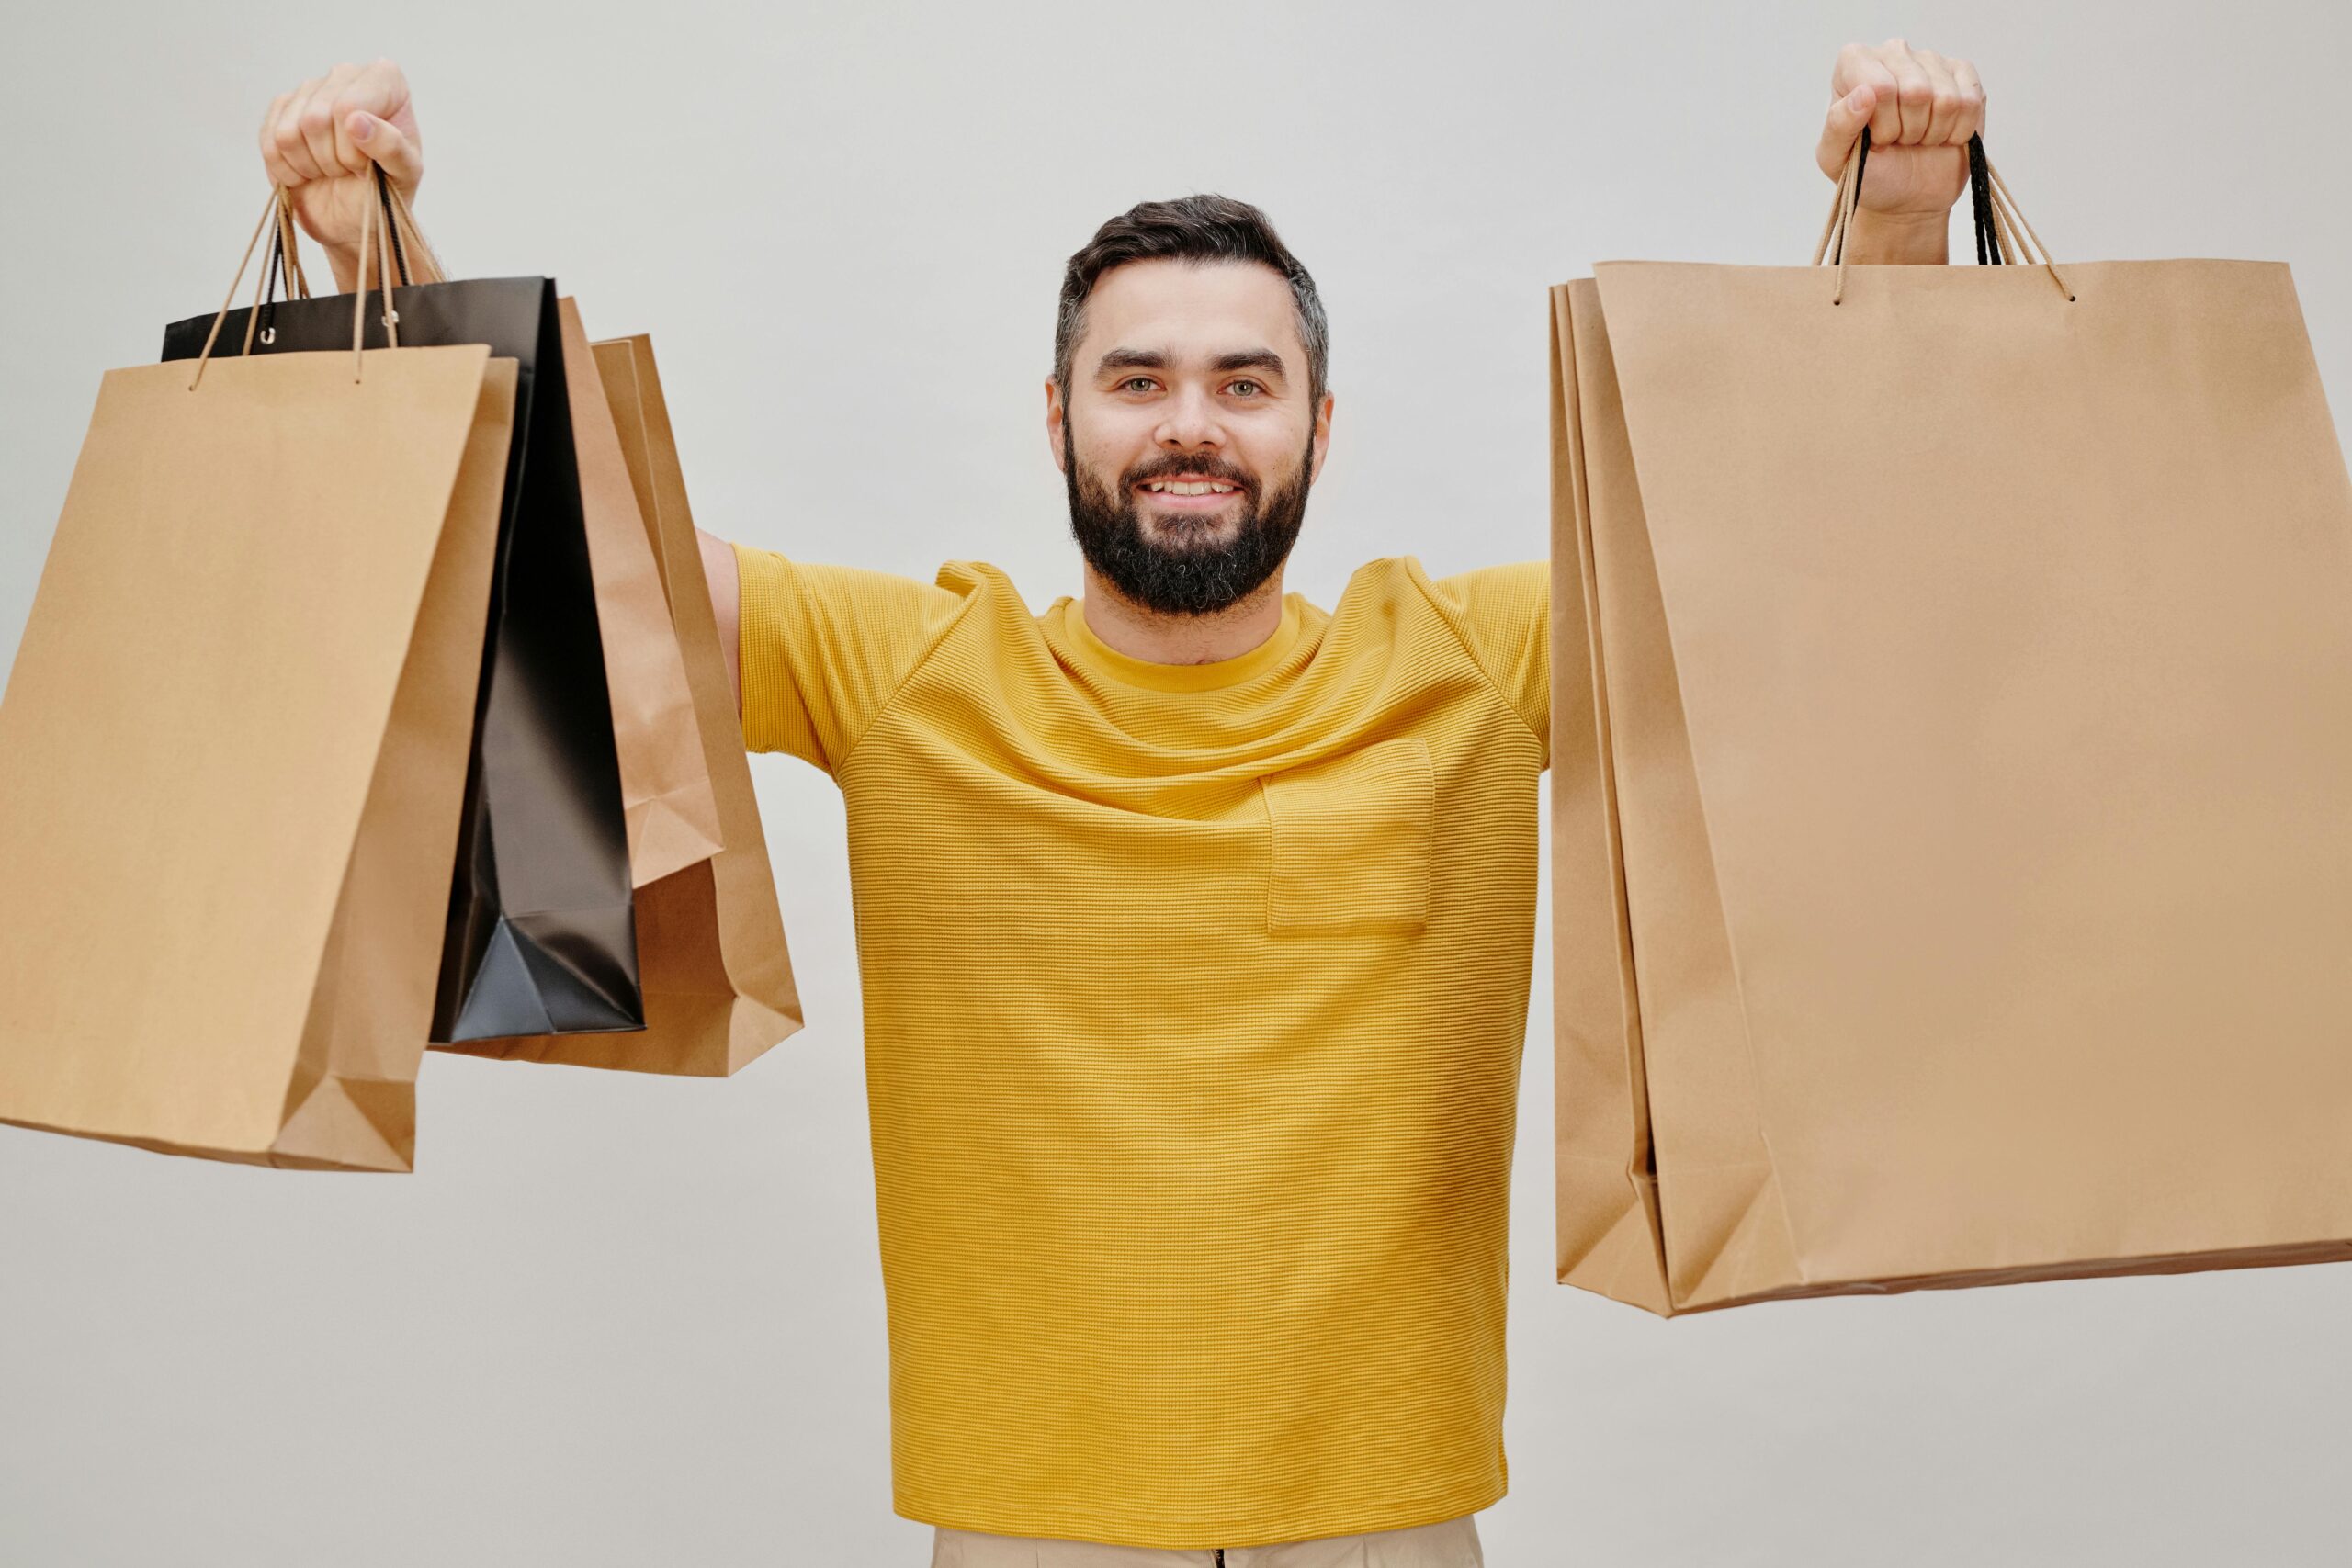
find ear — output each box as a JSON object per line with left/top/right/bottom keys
{"left": 1307, "top": 389, "right": 1335, "bottom": 485}
{"left": 1044, "top": 378, "right": 1069, "bottom": 474}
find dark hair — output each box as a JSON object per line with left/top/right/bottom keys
{"left": 1053, "top": 194, "right": 1329, "bottom": 405}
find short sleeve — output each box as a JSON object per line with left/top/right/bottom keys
{"left": 1420, "top": 560, "right": 1551, "bottom": 767}
{"left": 732, "top": 543, "right": 967, "bottom": 775}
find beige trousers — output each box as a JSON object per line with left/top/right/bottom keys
{"left": 931, "top": 1512, "right": 1483, "bottom": 1567}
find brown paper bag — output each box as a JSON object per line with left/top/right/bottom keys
{"left": 0, "top": 231, "right": 514, "bottom": 1168}
{"left": 436, "top": 334, "right": 800, "bottom": 1075}
{"left": 557, "top": 296, "right": 723, "bottom": 887}
{"left": 1551, "top": 149, "right": 2352, "bottom": 1314}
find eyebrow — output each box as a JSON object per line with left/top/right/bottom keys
{"left": 1213, "top": 349, "right": 1287, "bottom": 378}
{"left": 1095, "top": 347, "right": 1291, "bottom": 379}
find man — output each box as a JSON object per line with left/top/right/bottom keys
{"left": 257, "top": 39, "right": 1985, "bottom": 1565}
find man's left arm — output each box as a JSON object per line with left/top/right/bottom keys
{"left": 1471, "top": 42, "right": 1985, "bottom": 762}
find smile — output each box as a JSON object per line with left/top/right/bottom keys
{"left": 1140, "top": 479, "right": 1239, "bottom": 496}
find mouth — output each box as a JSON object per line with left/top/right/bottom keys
{"left": 1134, "top": 474, "right": 1245, "bottom": 510}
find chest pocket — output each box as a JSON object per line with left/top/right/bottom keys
{"left": 1260, "top": 737, "right": 1434, "bottom": 937}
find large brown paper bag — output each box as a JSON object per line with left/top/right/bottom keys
{"left": 1550, "top": 143, "right": 2352, "bottom": 1314}
{"left": 556, "top": 296, "right": 723, "bottom": 888}
{"left": 0, "top": 198, "right": 515, "bottom": 1168}
{"left": 437, "top": 334, "right": 801, "bottom": 1074}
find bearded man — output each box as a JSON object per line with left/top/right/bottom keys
{"left": 256, "top": 39, "right": 1984, "bottom": 1563}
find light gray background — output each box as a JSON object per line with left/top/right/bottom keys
{"left": 4, "top": 2, "right": 2347, "bottom": 1563}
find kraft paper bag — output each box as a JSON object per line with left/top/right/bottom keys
{"left": 555, "top": 295, "right": 723, "bottom": 889}
{"left": 0, "top": 194, "right": 515, "bottom": 1168}
{"left": 1550, "top": 141, "right": 2352, "bottom": 1314}
{"left": 162, "top": 183, "right": 643, "bottom": 1044}
{"left": 440, "top": 334, "right": 801, "bottom": 1075}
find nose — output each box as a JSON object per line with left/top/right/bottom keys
{"left": 1153, "top": 383, "right": 1226, "bottom": 454}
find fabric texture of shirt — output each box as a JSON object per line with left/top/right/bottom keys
{"left": 734, "top": 543, "right": 1549, "bottom": 1549}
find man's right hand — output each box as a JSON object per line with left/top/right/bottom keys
{"left": 258, "top": 59, "right": 425, "bottom": 292}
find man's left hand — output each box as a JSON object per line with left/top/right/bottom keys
{"left": 1816, "top": 39, "right": 1985, "bottom": 264}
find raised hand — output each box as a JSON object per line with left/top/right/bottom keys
{"left": 257, "top": 59, "right": 425, "bottom": 288}
{"left": 1815, "top": 39, "right": 1984, "bottom": 263}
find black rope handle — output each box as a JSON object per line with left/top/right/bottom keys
{"left": 374, "top": 164, "right": 413, "bottom": 288}
{"left": 257, "top": 226, "right": 287, "bottom": 344}
{"left": 1966, "top": 134, "right": 2002, "bottom": 265}
{"left": 1832, "top": 127, "right": 1872, "bottom": 265}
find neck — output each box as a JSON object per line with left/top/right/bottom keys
{"left": 1079, "top": 565, "right": 1287, "bottom": 665}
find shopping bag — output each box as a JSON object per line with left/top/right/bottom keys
{"left": 0, "top": 192, "right": 514, "bottom": 1168}
{"left": 441, "top": 333, "right": 802, "bottom": 1074}
{"left": 1550, "top": 138, "right": 2352, "bottom": 1314}
{"left": 160, "top": 184, "right": 644, "bottom": 1043}
{"left": 554, "top": 297, "right": 723, "bottom": 889}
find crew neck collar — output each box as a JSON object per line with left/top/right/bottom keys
{"left": 1052, "top": 593, "right": 1306, "bottom": 693}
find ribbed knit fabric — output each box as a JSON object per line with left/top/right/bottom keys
{"left": 734, "top": 544, "right": 1549, "bottom": 1549}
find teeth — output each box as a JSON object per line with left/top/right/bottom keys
{"left": 1146, "top": 480, "right": 1237, "bottom": 495}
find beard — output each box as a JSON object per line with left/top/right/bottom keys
{"left": 1063, "top": 414, "right": 1314, "bottom": 616}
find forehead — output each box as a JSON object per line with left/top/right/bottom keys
{"left": 1078, "top": 258, "right": 1304, "bottom": 367}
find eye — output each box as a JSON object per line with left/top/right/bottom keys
{"left": 1121, "top": 377, "right": 1159, "bottom": 395}
{"left": 1227, "top": 378, "right": 1262, "bottom": 397}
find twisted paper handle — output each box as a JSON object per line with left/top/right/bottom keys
{"left": 1815, "top": 130, "right": 2074, "bottom": 305}
{"left": 187, "top": 164, "right": 412, "bottom": 389}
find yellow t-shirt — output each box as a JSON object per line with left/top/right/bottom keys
{"left": 734, "top": 545, "right": 1549, "bottom": 1548}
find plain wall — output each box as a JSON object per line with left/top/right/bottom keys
{"left": 4, "top": 2, "right": 2348, "bottom": 1563}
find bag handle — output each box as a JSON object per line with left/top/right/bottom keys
{"left": 375, "top": 174, "right": 438, "bottom": 288}
{"left": 1814, "top": 129, "right": 2074, "bottom": 306}
{"left": 251, "top": 167, "right": 442, "bottom": 346}
{"left": 254, "top": 186, "right": 312, "bottom": 347}
{"left": 187, "top": 164, "right": 404, "bottom": 390}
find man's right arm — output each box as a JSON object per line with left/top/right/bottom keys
{"left": 261, "top": 61, "right": 748, "bottom": 722}
{"left": 261, "top": 62, "right": 967, "bottom": 773}
{"left": 698, "top": 527, "right": 743, "bottom": 721}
